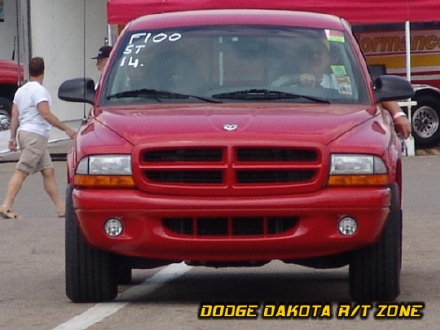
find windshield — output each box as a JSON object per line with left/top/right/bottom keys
{"left": 102, "top": 25, "right": 369, "bottom": 105}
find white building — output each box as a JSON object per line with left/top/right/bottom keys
{"left": 0, "top": 0, "right": 109, "bottom": 123}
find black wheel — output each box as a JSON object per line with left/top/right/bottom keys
{"left": 411, "top": 94, "right": 440, "bottom": 148}
{"left": 349, "top": 184, "right": 402, "bottom": 301}
{"left": 65, "top": 186, "right": 118, "bottom": 302}
{"left": 117, "top": 264, "right": 132, "bottom": 284}
{"left": 0, "top": 97, "right": 12, "bottom": 130}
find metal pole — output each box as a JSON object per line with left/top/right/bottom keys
{"left": 405, "top": 21, "right": 415, "bottom": 156}
{"left": 405, "top": 21, "right": 411, "bottom": 83}
{"left": 15, "top": 0, "right": 21, "bottom": 84}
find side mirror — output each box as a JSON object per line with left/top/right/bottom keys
{"left": 58, "top": 78, "right": 96, "bottom": 105}
{"left": 374, "top": 75, "right": 414, "bottom": 103}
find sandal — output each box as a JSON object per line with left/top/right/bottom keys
{"left": 0, "top": 206, "right": 19, "bottom": 219}
{"left": 57, "top": 208, "right": 66, "bottom": 218}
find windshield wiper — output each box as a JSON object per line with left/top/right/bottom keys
{"left": 211, "top": 89, "right": 330, "bottom": 103}
{"left": 106, "top": 89, "right": 221, "bottom": 103}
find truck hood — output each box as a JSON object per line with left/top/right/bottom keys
{"left": 93, "top": 103, "right": 374, "bottom": 146}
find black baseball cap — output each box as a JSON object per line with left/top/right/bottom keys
{"left": 91, "top": 46, "right": 112, "bottom": 60}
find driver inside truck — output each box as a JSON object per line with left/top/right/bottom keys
{"left": 272, "top": 38, "right": 412, "bottom": 139}
{"left": 271, "top": 38, "right": 339, "bottom": 90}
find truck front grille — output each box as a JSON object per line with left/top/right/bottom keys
{"left": 137, "top": 146, "right": 322, "bottom": 195}
{"left": 163, "top": 216, "right": 298, "bottom": 237}
{"left": 144, "top": 148, "right": 223, "bottom": 162}
{"left": 237, "top": 170, "right": 315, "bottom": 183}
{"left": 146, "top": 170, "right": 223, "bottom": 183}
{"left": 237, "top": 147, "right": 316, "bottom": 162}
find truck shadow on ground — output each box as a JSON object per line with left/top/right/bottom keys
{"left": 125, "top": 266, "right": 350, "bottom": 304}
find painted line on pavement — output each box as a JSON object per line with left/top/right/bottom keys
{"left": 51, "top": 262, "right": 192, "bottom": 330}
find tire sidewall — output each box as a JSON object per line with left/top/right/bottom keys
{"left": 65, "top": 185, "right": 118, "bottom": 302}
{"left": 412, "top": 94, "right": 440, "bottom": 147}
{"left": 349, "top": 184, "right": 402, "bottom": 301}
{"left": 0, "top": 97, "right": 12, "bottom": 130}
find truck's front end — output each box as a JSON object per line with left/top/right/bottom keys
{"left": 59, "top": 9, "right": 413, "bottom": 303}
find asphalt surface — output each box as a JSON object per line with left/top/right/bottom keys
{"left": 0, "top": 153, "right": 438, "bottom": 330}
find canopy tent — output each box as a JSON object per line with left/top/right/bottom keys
{"left": 107, "top": 0, "right": 440, "bottom": 26}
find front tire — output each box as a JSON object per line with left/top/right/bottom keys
{"left": 117, "top": 264, "right": 132, "bottom": 284}
{"left": 65, "top": 186, "right": 118, "bottom": 302}
{"left": 349, "top": 184, "right": 402, "bottom": 301}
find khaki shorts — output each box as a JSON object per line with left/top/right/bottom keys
{"left": 16, "top": 131, "right": 53, "bottom": 174}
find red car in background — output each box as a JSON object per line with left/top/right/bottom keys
{"left": 0, "top": 59, "right": 24, "bottom": 130}
{"left": 58, "top": 9, "right": 413, "bottom": 302}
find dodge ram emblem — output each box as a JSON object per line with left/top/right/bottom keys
{"left": 223, "top": 123, "right": 238, "bottom": 131}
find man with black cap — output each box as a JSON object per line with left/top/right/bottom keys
{"left": 92, "top": 45, "right": 112, "bottom": 73}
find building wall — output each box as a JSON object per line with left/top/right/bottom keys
{"left": 0, "top": 0, "right": 18, "bottom": 60}
{"left": 30, "top": 0, "right": 108, "bottom": 122}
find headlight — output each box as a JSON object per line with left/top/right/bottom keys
{"left": 328, "top": 154, "right": 388, "bottom": 186}
{"left": 330, "top": 154, "right": 387, "bottom": 175}
{"left": 75, "top": 155, "right": 135, "bottom": 188}
{"left": 77, "top": 155, "right": 132, "bottom": 175}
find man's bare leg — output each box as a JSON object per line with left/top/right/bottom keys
{"left": 0, "top": 169, "right": 28, "bottom": 218}
{"left": 41, "top": 167, "right": 65, "bottom": 217}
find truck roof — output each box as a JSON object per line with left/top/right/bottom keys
{"left": 0, "top": 59, "right": 24, "bottom": 85}
{"left": 127, "top": 9, "right": 346, "bottom": 31}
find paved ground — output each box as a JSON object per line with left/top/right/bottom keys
{"left": 0, "top": 156, "right": 438, "bottom": 330}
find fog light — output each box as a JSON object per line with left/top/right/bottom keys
{"left": 104, "top": 218, "right": 124, "bottom": 237}
{"left": 338, "top": 216, "right": 358, "bottom": 236}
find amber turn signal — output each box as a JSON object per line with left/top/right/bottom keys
{"left": 327, "top": 174, "right": 389, "bottom": 186}
{"left": 74, "top": 175, "right": 136, "bottom": 188}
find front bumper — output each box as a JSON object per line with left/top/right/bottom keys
{"left": 73, "top": 187, "right": 391, "bottom": 261}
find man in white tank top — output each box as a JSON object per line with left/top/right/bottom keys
{"left": 0, "top": 57, "right": 76, "bottom": 219}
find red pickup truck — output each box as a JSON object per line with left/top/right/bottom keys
{"left": 0, "top": 59, "right": 24, "bottom": 130}
{"left": 58, "top": 9, "right": 413, "bottom": 302}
